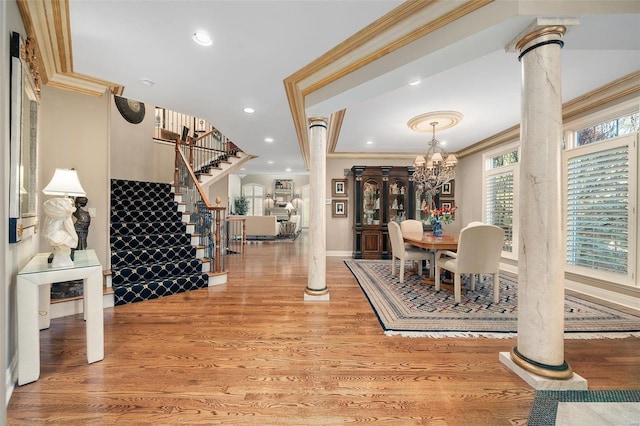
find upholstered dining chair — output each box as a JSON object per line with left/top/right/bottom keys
{"left": 388, "top": 221, "right": 431, "bottom": 283}
{"left": 434, "top": 224, "right": 504, "bottom": 303}
{"left": 400, "top": 219, "right": 432, "bottom": 276}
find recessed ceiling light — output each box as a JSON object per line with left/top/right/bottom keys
{"left": 409, "top": 79, "right": 421, "bottom": 86}
{"left": 265, "top": 137, "right": 274, "bottom": 143}
{"left": 140, "top": 78, "right": 155, "bottom": 86}
{"left": 243, "top": 107, "right": 255, "bottom": 114}
{"left": 192, "top": 31, "right": 212, "bottom": 46}
{"left": 285, "top": 168, "right": 292, "bottom": 172}
{"left": 366, "top": 140, "right": 373, "bottom": 145}
{"left": 267, "top": 160, "right": 274, "bottom": 164}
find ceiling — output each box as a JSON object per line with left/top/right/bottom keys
{"left": 65, "top": 1, "right": 640, "bottom": 176}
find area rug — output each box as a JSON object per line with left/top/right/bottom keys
{"left": 344, "top": 259, "right": 640, "bottom": 338}
{"left": 528, "top": 390, "right": 640, "bottom": 425}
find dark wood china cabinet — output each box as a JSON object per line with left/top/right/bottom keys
{"left": 352, "top": 166, "right": 416, "bottom": 259}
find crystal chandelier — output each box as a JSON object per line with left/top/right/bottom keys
{"left": 412, "top": 121, "right": 458, "bottom": 196}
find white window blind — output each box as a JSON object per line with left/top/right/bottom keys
{"left": 486, "top": 171, "right": 514, "bottom": 253}
{"left": 566, "top": 145, "right": 629, "bottom": 276}
{"left": 242, "top": 184, "right": 265, "bottom": 216}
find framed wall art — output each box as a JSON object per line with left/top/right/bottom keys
{"left": 441, "top": 181, "right": 454, "bottom": 197}
{"left": 332, "top": 200, "right": 348, "bottom": 218}
{"left": 9, "top": 32, "right": 40, "bottom": 243}
{"left": 331, "top": 178, "right": 347, "bottom": 198}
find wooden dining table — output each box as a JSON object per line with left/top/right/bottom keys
{"left": 403, "top": 232, "right": 459, "bottom": 290}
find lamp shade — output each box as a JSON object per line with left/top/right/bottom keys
{"left": 43, "top": 169, "right": 86, "bottom": 197}
{"left": 285, "top": 202, "right": 294, "bottom": 211}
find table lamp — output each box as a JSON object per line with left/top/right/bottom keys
{"left": 42, "top": 168, "right": 86, "bottom": 268}
{"left": 285, "top": 202, "right": 294, "bottom": 220}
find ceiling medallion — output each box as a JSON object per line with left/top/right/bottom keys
{"left": 407, "top": 110, "right": 463, "bottom": 133}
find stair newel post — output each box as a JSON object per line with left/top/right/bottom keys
{"left": 211, "top": 206, "right": 225, "bottom": 273}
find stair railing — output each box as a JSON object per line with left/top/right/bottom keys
{"left": 176, "top": 129, "right": 242, "bottom": 181}
{"left": 174, "top": 134, "right": 228, "bottom": 275}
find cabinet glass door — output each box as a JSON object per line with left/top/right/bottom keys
{"left": 388, "top": 179, "right": 407, "bottom": 223}
{"left": 362, "top": 180, "right": 380, "bottom": 225}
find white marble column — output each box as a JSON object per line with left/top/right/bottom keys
{"left": 511, "top": 25, "right": 572, "bottom": 379}
{"left": 305, "top": 117, "right": 329, "bottom": 300}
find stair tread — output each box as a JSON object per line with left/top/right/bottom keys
{"left": 110, "top": 178, "right": 211, "bottom": 306}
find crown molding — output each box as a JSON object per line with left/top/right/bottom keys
{"left": 327, "top": 109, "right": 346, "bottom": 153}
{"left": 284, "top": 0, "right": 493, "bottom": 170}
{"left": 17, "top": 0, "right": 124, "bottom": 97}
{"left": 328, "top": 151, "right": 417, "bottom": 160}
{"left": 456, "top": 70, "right": 640, "bottom": 159}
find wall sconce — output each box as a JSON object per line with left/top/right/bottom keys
{"left": 42, "top": 168, "right": 86, "bottom": 268}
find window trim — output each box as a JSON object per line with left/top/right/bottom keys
{"left": 241, "top": 183, "right": 265, "bottom": 216}
{"left": 562, "top": 132, "right": 638, "bottom": 286}
{"left": 482, "top": 141, "right": 520, "bottom": 260}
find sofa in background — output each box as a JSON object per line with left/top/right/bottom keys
{"left": 228, "top": 215, "right": 279, "bottom": 240}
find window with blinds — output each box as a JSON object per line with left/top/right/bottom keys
{"left": 242, "top": 184, "right": 265, "bottom": 216}
{"left": 483, "top": 145, "right": 519, "bottom": 256}
{"left": 486, "top": 171, "right": 514, "bottom": 253}
{"left": 565, "top": 144, "right": 629, "bottom": 276}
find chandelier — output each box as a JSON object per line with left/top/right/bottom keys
{"left": 408, "top": 112, "right": 462, "bottom": 196}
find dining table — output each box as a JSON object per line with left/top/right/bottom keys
{"left": 403, "top": 232, "right": 459, "bottom": 291}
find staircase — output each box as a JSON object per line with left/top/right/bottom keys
{"left": 110, "top": 179, "right": 209, "bottom": 305}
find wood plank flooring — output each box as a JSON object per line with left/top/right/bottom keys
{"left": 7, "top": 232, "right": 640, "bottom": 425}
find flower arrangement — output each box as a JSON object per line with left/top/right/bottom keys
{"left": 422, "top": 205, "right": 457, "bottom": 224}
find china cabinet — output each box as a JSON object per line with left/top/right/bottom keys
{"left": 352, "top": 166, "right": 416, "bottom": 259}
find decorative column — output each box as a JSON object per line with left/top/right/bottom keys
{"left": 504, "top": 23, "right": 578, "bottom": 383}
{"left": 305, "top": 117, "right": 329, "bottom": 300}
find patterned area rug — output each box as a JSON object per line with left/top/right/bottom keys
{"left": 344, "top": 259, "right": 640, "bottom": 338}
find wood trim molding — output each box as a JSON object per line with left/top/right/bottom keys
{"left": 284, "top": 0, "right": 493, "bottom": 170}
{"left": 456, "top": 70, "right": 640, "bottom": 159}
{"left": 327, "top": 109, "right": 346, "bottom": 153}
{"left": 17, "top": 0, "right": 124, "bottom": 96}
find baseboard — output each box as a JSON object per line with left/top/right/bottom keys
{"left": 50, "top": 293, "right": 115, "bottom": 319}
{"left": 326, "top": 250, "right": 352, "bottom": 257}
{"left": 5, "top": 354, "right": 16, "bottom": 406}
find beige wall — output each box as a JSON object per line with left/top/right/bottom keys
{"left": 38, "top": 86, "right": 111, "bottom": 268}
{"left": 3, "top": 0, "right": 41, "bottom": 412}
{"left": 110, "top": 98, "right": 160, "bottom": 182}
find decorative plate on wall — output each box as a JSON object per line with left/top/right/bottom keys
{"left": 114, "top": 95, "right": 145, "bottom": 124}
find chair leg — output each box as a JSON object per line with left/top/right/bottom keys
{"left": 391, "top": 257, "right": 396, "bottom": 276}
{"left": 399, "top": 260, "right": 405, "bottom": 283}
{"left": 454, "top": 273, "right": 461, "bottom": 303}
{"left": 435, "top": 266, "right": 441, "bottom": 291}
{"left": 492, "top": 272, "right": 499, "bottom": 304}
{"left": 470, "top": 273, "right": 476, "bottom": 291}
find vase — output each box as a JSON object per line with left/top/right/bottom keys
{"left": 431, "top": 220, "right": 443, "bottom": 237}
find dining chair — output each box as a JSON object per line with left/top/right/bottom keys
{"left": 388, "top": 221, "right": 431, "bottom": 283}
{"left": 400, "top": 219, "right": 433, "bottom": 276}
{"left": 434, "top": 224, "right": 504, "bottom": 303}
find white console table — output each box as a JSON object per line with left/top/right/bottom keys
{"left": 17, "top": 250, "right": 104, "bottom": 385}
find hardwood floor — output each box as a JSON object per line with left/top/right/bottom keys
{"left": 7, "top": 232, "right": 640, "bottom": 425}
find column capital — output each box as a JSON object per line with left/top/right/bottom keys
{"left": 308, "top": 117, "right": 328, "bottom": 128}
{"left": 506, "top": 17, "right": 578, "bottom": 53}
